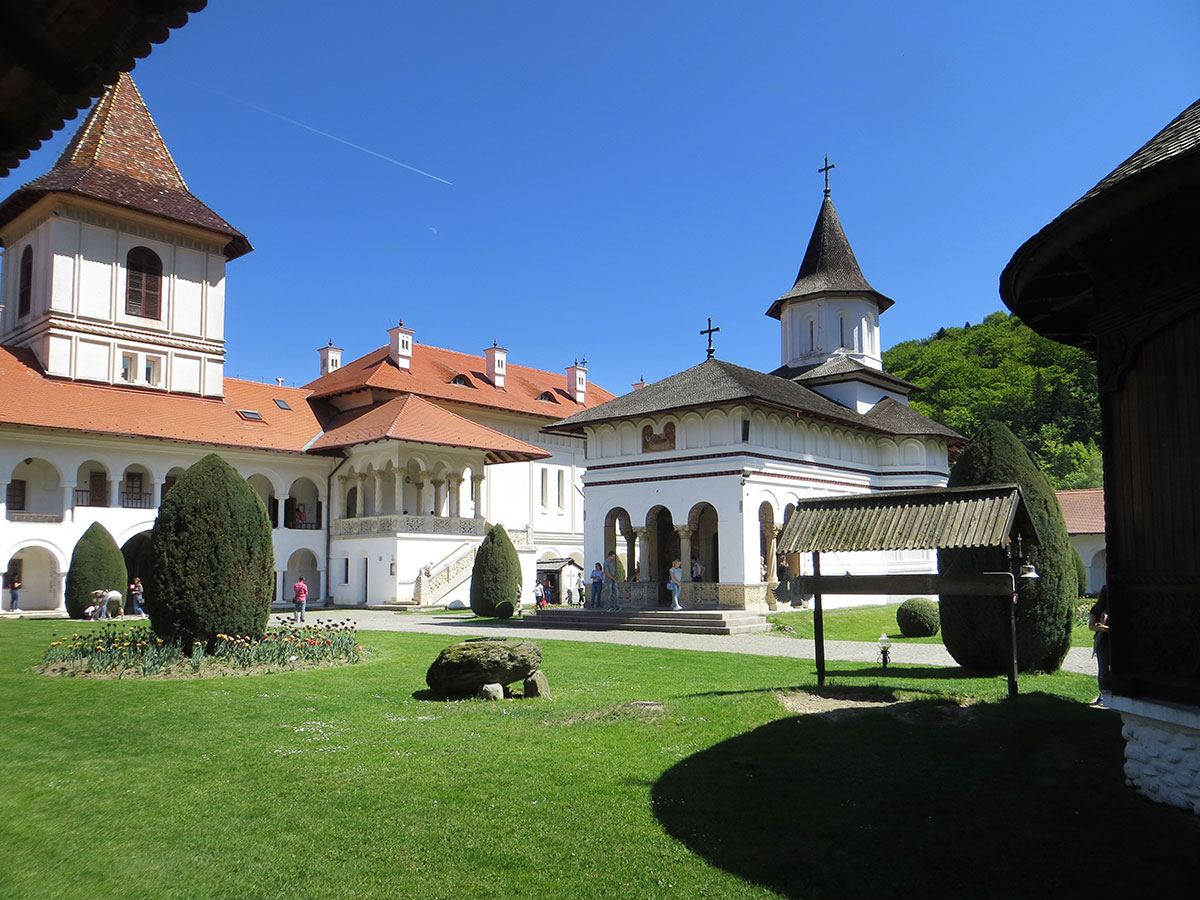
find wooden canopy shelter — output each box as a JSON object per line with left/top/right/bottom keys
{"left": 775, "top": 484, "right": 1040, "bottom": 688}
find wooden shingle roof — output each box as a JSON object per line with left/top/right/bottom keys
{"left": 777, "top": 484, "right": 1038, "bottom": 554}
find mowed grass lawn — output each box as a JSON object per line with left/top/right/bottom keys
{"left": 769, "top": 601, "right": 1096, "bottom": 646}
{"left": 2, "top": 619, "right": 1196, "bottom": 900}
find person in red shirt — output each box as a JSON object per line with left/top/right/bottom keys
{"left": 293, "top": 576, "right": 309, "bottom": 623}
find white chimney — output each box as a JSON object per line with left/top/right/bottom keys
{"left": 388, "top": 321, "right": 415, "bottom": 371}
{"left": 484, "top": 341, "right": 507, "bottom": 389}
{"left": 318, "top": 341, "right": 343, "bottom": 376}
{"left": 566, "top": 359, "right": 588, "bottom": 404}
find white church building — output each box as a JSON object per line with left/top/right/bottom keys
{"left": 548, "top": 189, "right": 964, "bottom": 611}
{"left": 0, "top": 74, "right": 614, "bottom": 614}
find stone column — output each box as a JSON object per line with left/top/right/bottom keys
{"left": 373, "top": 471, "right": 385, "bottom": 517}
{"left": 415, "top": 478, "right": 429, "bottom": 516}
{"left": 431, "top": 478, "right": 446, "bottom": 517}
{"left": 355, "top": 474, "right": 368, "bottom": 517}
{"left": 677, "top": 526, "right": 694, "bottom": 580}
{"left": 449, "top": 475, "right": 463, "bottom": 518}
{"left": 622, "top": 528, "right": 636, "bottom": 580}
{"left": 633, "top": 527, "right": 651, "bottom": 581}
{"left": 394, "top": 473, "right": 405, "bottom": 515}
{"left": 472, "top": 473, "right": 486, "bottom": 519}
{"left": 764, "top": 525, "right": 778, "bottom": 581}
{"left": 106, "top": 477, "right": 117, "bottom": 508}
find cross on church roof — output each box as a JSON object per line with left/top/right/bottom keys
{"left": 819, "top": 155, "right": 835, "bottom": 197}
{"left": 701, "top": 317, "right": 720, "bottom": 359}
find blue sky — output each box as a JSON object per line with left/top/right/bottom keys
{"left": 4, "top": 1, "right": 1199, "bottom": 395}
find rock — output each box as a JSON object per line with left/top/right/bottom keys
{"left": 476, "top": 683, "right": 504, "bottom": 701}
{"left": 523, "top": 670, "right": 551, "bottom": 699}
{"left": 426, "top": 639, "right": 543, "bottom": 696}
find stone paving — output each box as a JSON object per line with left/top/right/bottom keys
{"left": 298, "top": 607, "right": 1099, "bottom": 676}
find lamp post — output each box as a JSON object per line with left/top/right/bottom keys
{"left": 877, "top": 633, "right": 892, "bottom": 670}
{"left": 984, "top": 563, "right": 1040, "bottom": 698}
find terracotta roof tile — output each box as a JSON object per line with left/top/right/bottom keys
{"left": 0, "top": 74, "right": 251, "bottom": 259}
{"left": 305, "top": 343, "right": 615, "bottom": 419}
{"left": 1056, "top": 488, "right": 1106, "bottom": 534}
{"left": 309, "top": 395, "right": 550, "bottom": 463}
{"left": 0, "top": 345, "right": 320, "bottom": 452}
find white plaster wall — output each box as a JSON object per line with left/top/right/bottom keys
{"left": 780, "top": 296, "right": 883, "bottom": 370}
{"left": 1068, "top": 533, "right": 1107, "bottom": 592}
{"left": 1112, "top": 697, "right": 1200, "bottom": 816}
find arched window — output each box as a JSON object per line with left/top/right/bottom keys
{"left": 18, "top": 246, "right": 32, "bottom": 317}
{"left": 125, "top": 247, "right": 163, "bottom": 318}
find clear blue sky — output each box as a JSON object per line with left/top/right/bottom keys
{"left": 4, "top": 1, "right": 1199, "bottom": 394}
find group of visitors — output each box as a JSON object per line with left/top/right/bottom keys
{"left": 84, "top": 577, "right": 145, "bottom": 619}
{"left": 580, "top": 552, "right": 708, "bottom": 611}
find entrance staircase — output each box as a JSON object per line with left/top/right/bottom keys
{"left": 523, "top": 607, "right": 769, "bottom": 635}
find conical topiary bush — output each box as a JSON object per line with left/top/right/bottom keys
{"left": 65, "top": 523, "right": 128, "bottom": 619}
{"left": 470, "top": 524, "right": 521, "bottom": 618}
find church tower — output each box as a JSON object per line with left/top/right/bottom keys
{"left": 0, "top": 74, "right": 251, "bottom": 397}
{"left": 766, "top": 187, "right": 893, "bottom": 372}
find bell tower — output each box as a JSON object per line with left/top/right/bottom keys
{"left": 0, "top": 74, "right": 251, "bottom": 396}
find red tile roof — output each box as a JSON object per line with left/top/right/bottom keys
{"left": 309, "top": 395, "right": 550, "bottom": 463}
{"left": 0, "top": 345, "right": 321, "bottom": 452}
{"left": 305, "top": 343, "right": 616, "bottom": 419}
{"left": 0, "top": 74, "right": 251, "bottom": 259}
{"left": 1056, "top": 488, "right": 1106, "bottom": 534}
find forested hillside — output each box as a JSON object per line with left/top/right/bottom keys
{"left": 882, "top": 311, "right": 1102, "bottom": 489}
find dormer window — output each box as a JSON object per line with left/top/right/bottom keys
{"left": 18, "top": 246, "right": 32, "bottom": 317}
{"left": 538, "top": 391, "right": 556, "bottom": 402}
{"left": 126, "top": 247, "right": 162, "bottom": 319}
{"left": 450, "top": 374, "right": 472, "bottom": 387}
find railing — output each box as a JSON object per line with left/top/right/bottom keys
{"left": 74, "top": 489, "right": 108, "bottom": 507}
{"left": 413, "top": 542, "right": 480, "bottom": 606}
{"left": 121, "top": 491, "right": 154, "bottom": 509}
{"left": 333, "top": 515, "right": 486, "bottom": 538}
{"left": 6, "top": 511, "right": 63, "bottom": 523}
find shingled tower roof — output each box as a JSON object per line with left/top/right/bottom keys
{"left": 0, "top": 73, "right": 251, "bottom": 259}
{"left": 765, "top": 194, "right": 894, "bottom": 319}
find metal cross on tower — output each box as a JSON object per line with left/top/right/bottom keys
{"left": 819, "top": 155, "right": 835, "bottom": 197}
{"left": 701, "top": 317, "right": 720, "bottom": 359}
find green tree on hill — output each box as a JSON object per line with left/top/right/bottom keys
{"left": 147, "top": 453, "right": 274, "bottom": 650}
{"left": 938, "top": 421, "right": 1076, "bottom": 674}
{"left": 883, "top": 311, "right": 1101, "bottom": 488}
{"left": 65, "top": 523, "right": 127, "bottom": 619}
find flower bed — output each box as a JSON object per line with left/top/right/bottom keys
{"left": 39, "top": 618, "right": 363, "bottom": 678}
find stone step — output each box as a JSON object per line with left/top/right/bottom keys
{"left": 523, "top": 608, "right": 769, "bottom": 635}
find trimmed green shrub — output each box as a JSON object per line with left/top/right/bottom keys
{"left": 146, "top": 453, "right": 274, "bottom": 650}
{"left": 1072, "top": 546, "right": 1088, "bottom": 596}
{"left": 938, "top": 421, "right": 1076, "bottom": 674}
{"left": 470, "top": 525, "right": 521, "bottom": 617}
{"left": 896, "top": 597, "right": 940, "bottom": 637}
{"left": 65, "top": 523, "right": 128, "bottom": 619}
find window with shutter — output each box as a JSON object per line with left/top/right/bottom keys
{"left": 126, "top": 247, "right": 163, "bottom": 318}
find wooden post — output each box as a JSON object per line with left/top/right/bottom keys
{"left": 813, "top": 551, "right": 826, "bottom": 687}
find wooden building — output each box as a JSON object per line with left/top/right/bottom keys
{"left": 1002, "top": 97, "right": 1200, "bottom": 814}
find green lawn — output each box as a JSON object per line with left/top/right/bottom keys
{"left": 770, "top": 601, "right": 1097, "bottom": 647}
{"left": 1, "top": 619, "right": 1194, "bottom": 900}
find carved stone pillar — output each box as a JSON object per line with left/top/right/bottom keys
{"left": 677, "top": 526, "right": 694, "bottom": 580}
{"left": 763, "top": 524, "right": 778, "bottom": 581}
{"left": 431, "top": 478, "right": 446, "bottom": 517}
{"left": 449, "top": 475, "right": 463, "bottom": 517}
{"left": 622, "top": 529, "right": 636, "bottom": 581}
{"left": 394, "top": 472, "right": 405, "bottom": 515}
{"left": 472, "top": 473, "right": 486, "bottom": 519}
{"left": 373, "top": 471, "right": 384, "bottom": 516}
{"left": 354, "top": 473, "right": 368, "bottom": 517}
{"left": 633, "top": 527, "right": 651, "bottom": 581}
{"left": 415, "top": 478, "right": 429, "bottom": 516}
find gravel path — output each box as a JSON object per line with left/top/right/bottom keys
{"left": 302, "top": 608, "right": 1098, "bottom": 676}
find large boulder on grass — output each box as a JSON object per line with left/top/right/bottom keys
{"left": 426, "top": 639, "right": 542, "bottom": 696}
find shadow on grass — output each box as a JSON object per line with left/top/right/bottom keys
{"left": 652, "top": 693, "right": 1200, "bottom": 899}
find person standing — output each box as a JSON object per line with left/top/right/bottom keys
{"left": 7, "top": 577, "right": 19, "bottom": 612}
{"left": 128, "top": 577, "right": 145, "bottom": 616}
{"left": 602, "top": 550, "right": 621, "bottom": 611}
{"left": 576, "top": 572, "right": 586, "bottom": 607}
{"left": 533, "top": 580, "right": 545, "bottom": 608}
{"left": 293, "top": 576, "right": 309, "bottom": 623}
{"left": 668, "top": 559, "right": 684, "bottom": 610}
{"left": 589, "top": 563, "right": 603, "bottom": 608}
{"left": 1088, "top": 587, "right": 1111, "bottom": 704}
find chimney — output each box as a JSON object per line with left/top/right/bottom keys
{"left": 484, "top": 341, "right": 507, "bottom": 389}
{"left": 632, "top": 375, "right": 648, "bottom": 391}
{"left": 566, "top": 359, "right": 588, "bottom": 404}
{"left": 318, "top": 340, "right": 343, "bottom": 376}
{"left": 388, "top": 321, "right": 415, "bottom": 371}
